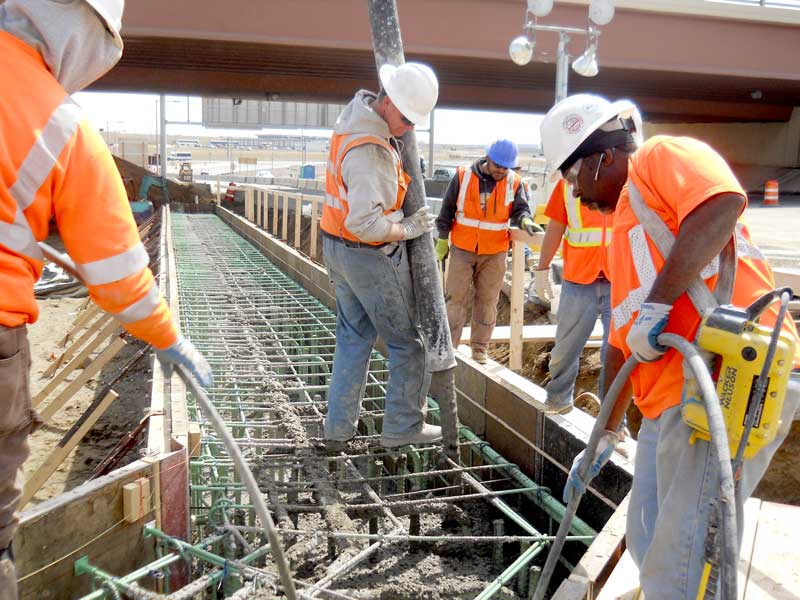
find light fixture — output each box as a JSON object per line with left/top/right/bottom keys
{"left": 527, "top": 0, "right": 554, "bottom": 18}
{"left": 589, "top": 0, "right": 615, "bottom": 26}
{"left": 509, "top": 35, "right": 535, "bottom": 66}
{"left": 572, "top": 44, "right": 598, "bottom": 77}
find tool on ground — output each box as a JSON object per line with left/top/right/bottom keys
{"left": 38, "top": 241, "right": 298, "bottom": 598}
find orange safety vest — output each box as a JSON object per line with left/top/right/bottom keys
{"left": 450, "top": 166, "right": 521, "bottom": 255}
{"left": 608, "top": 136, "right": 800, "bottom": 419}
{"left": 320, "top": 132, "right": 409, "bottom": 244}
{"left": 546, "top": 179, "right": 611, "bottom": 284}
{"left": 0, "top": 32, "right": 177, "bottom": 349}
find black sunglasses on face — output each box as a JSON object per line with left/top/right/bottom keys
{"left": 400, "top": 113, "right": 414, "bottom": 127}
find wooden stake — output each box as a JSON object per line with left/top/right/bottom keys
{"left": 21, "top": 389, "right": 119, "bottom": 508}
{"left": 42, "top": 314, "right": 116, "bottom": 379}
{"left": 38, "top": 337, "right": 126, "bottom": 422}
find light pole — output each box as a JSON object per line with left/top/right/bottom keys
{"left": 508, "top": 0, "right": 614, "bottom": 103}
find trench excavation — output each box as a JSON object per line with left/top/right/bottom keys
{"left": 76, "top": 212, "right": 596, "bottom": 599}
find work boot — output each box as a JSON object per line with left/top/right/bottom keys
{"left": 0, "top": 545, "right": 16, "bottom": 600}
{"left": 541, "top": 399, "right": 573, "bottom": 415}
{"left": 380, "top": 424, "right": 442, "bottom": 449}
{"left": 324, "top": 436, "right": 354, "bottom": 454}
{"left": 471, "top": 349, "right": 488, "bottom": 364}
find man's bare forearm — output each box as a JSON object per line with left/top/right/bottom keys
{"left": 601, "top": 344, "right": 633, "bottom": 432}
{"left": 536, "top": 220, "right": 566, "bottom": 270}
{"left": 646, "top": 193, "right": 744, "bottom": 305}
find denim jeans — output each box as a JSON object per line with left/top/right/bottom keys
{"left": 627, "top": 373, "right": 800, "bottom": 599}
{"left": 323, "top": 236, "right": 429, "bottom": 441}
{"left": 546, "top": 279, "right": 611, "bottom": 406}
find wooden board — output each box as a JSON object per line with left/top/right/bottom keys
{"left": 43, "top": 313, "right": 114, "bottom": 378}
{"left": 460, "top": 321, "right": 604, "bottom": 346}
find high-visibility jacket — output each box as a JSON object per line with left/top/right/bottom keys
{"left": 0, "top": 32, "right": 177, "bottom": 349}
{"left": 450, "top": 167, "right": 521, "bottom": 255}
{"left": 607, "top": 136, "right": 800, "bottom": 419}
{"left": 320, "top": 132, "right": 408, "bottom": 244}
{"left": 544, "top": 179, "right": 611, "bottom": 284}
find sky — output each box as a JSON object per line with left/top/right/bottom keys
{"left": 72, "top": 91, "right": 546, "bottom": 148}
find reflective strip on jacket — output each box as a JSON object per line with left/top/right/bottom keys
{"left": 545, "top": 179, "right": 611, "bottom": 284}
{"left": 0, "top": 32, "right": 177, "bottom": 349}
{"left": 320, "top": 132, "right": 409, "bottom": 245}
{"left": 450, "top": 166, "right": 520, "bottom": 255}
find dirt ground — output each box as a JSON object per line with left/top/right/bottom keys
{"left": 24, "top": 297, "right": 152, "bottom": 506}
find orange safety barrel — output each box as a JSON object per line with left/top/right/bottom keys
{"left": 763, "top": 179, "right": 779, "bottom": 206}
{"left": 224, "top": 182, "right": 237, "bottom": 202}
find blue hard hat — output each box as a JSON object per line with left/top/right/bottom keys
{"left": 486, "top": 139, "right": 519, "bottom": 169}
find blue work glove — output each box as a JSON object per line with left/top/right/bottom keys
{"left": 626, "top": 302, "right": 672, "bottom": 362}
{"left": 156, "top": 335, "right": 214, "bottom": 388}
{"left": 563, "top": 430, "right": 620, "bottom": 503}
{"left": 520, "top": 216, "right": 543, "bottom": 235}
{"left": 435, "top": 238, "right": 450, "bottom": 261}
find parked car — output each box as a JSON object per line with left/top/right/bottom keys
{"left": 431, "top": 166, "right": 457, "bottom": 182}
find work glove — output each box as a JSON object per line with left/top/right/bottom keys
{"left": 626, "top": 302, "right": 672, "bottom": 363}
{"left": 520, "top": 216, "right": 543, "bottom": 235}
{"left": 400, "top": 207, "right": 436, "bottom": 240}
{"left": 435, "top": 238, "right": 450, "bottom": 261}
{"left": 156, "top": 335, "right": 214, "bottom": 388}
{"left": 563, "top": 429, "right": 620, "bottom": 503}
{"left": 533, "top": 269, "right": 553, "bottom": 302}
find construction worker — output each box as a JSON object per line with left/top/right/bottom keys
{"left": 534, "top": 179, "right": 612, "bottom": 413}
{"left": 540, "top": 93, "right": 800, "bottom": 599}
{"left": 0, "top": 2, "right": 212, "bottom": 596}
{"left": 320, "top": 62, "right": 442, "bottom": 450}
{"left": 435, "top": 140, "right": 540, "bottom": 364}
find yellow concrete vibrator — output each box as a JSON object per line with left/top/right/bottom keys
{"left": 681, "top": 289, "right": 796, "bottom": 460}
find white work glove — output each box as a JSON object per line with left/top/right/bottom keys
{"left": 626, "top": 302, "right": 672, "bottom": 363}
{"left": 533, "top": 269, "right": 554, "bottom": 302}
{"left": 156, "top": 335, "right": 214, "bottom": 388}
{"left": 563, "top": 429, "right": 620, "bottom": 503}
{"left": 400, "top": 207, "right": 436, "bottom": 240}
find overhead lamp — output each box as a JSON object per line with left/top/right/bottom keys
{"left": 527, "top": 0, "right": 554, "bottom": 18}
{"left": 589, "top": 0, "right": 615, "bottom": 26}
{"left": 509, "top": 35, "right": 535, "bottom": 66}
{"left": 572, "top": 44, "right": 598, "bottom": 77}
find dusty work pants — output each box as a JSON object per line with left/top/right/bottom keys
{"left": 626, "top": 373, "right": 800, "bottom": 600}
{"left": 323, "top": 237, "right": 430, "bottom": 441}
{"left": 545, "top": 279, "right": 611, "bottom": 410}
{"left": 0, "top": 324, "right": 36, "bottom": 600}
{"left": 444, "top": 246, "right": 507, "bottom": 352}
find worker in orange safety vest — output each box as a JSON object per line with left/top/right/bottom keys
{"left": 0, "top": 3, "right": 211, "bottom": 596}
{"left": 435, "top": 139, "right": 541, "bottom": 364}
{"left": 533, "top": 178, "right": 613, "bottom": 413}
{"left": 540, "top": 93, "right": 800, "bottom": 599}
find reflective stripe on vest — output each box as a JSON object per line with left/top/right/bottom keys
{"left": 612, "top": 221, "right": 764, "bottom": 331}
{"left": 0, "top": 98, "right": 83, "bottom": 260}
{"left": 114, "top": 281, "right": 160, "bottom": 323}
{"left": 76, "top": 242, "right": 150, "bottom": 286}
{"left": 564, "top": 188, "right": 612, "bottom": 248}
{"left": 454, "top": 169, "right": 512, "bottom": 232}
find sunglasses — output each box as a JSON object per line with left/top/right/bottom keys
{"left": 399, "top": 112, "right": 414, "bottom": 127}
{"left": 562, "top": 150, "right": 611, "bottom": 186}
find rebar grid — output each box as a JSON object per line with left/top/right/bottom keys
{"left": 77, "top": 213, "right": 595, "bottom": 599}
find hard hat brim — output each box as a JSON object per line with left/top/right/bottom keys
{"left": 379, "top": 64, "right": 431, "bottom": 128}
{"left": 85, "top": 0, "right": 124, "bottom": 50}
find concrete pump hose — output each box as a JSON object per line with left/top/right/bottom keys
{"left": 176, "top": 365, "right": 298, "bottom": 600}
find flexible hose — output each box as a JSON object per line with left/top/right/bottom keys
{"left": 533, "top": 333, "right": 738, "bottom": 600}
{"left": 531, "top": 356, "right": 639, "bottom": 600}
{"left": 176, "top": 365, "right": 297, "bottom": 600}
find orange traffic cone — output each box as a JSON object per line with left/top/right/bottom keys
{"left": 223, "top": 182, "right": 237, "bottom": 203}
{"left": 763, "top": 179, "right": 779, "bottom": 206}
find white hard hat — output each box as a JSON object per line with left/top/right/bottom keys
{"left": 84, "top": 0, "right": 124, "bottom": 49}
{"left": 540, "top": 93, "right": 642, "bottom": 181}
{"left": 379, "top": 62, "right": 439, "bottom": 128}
